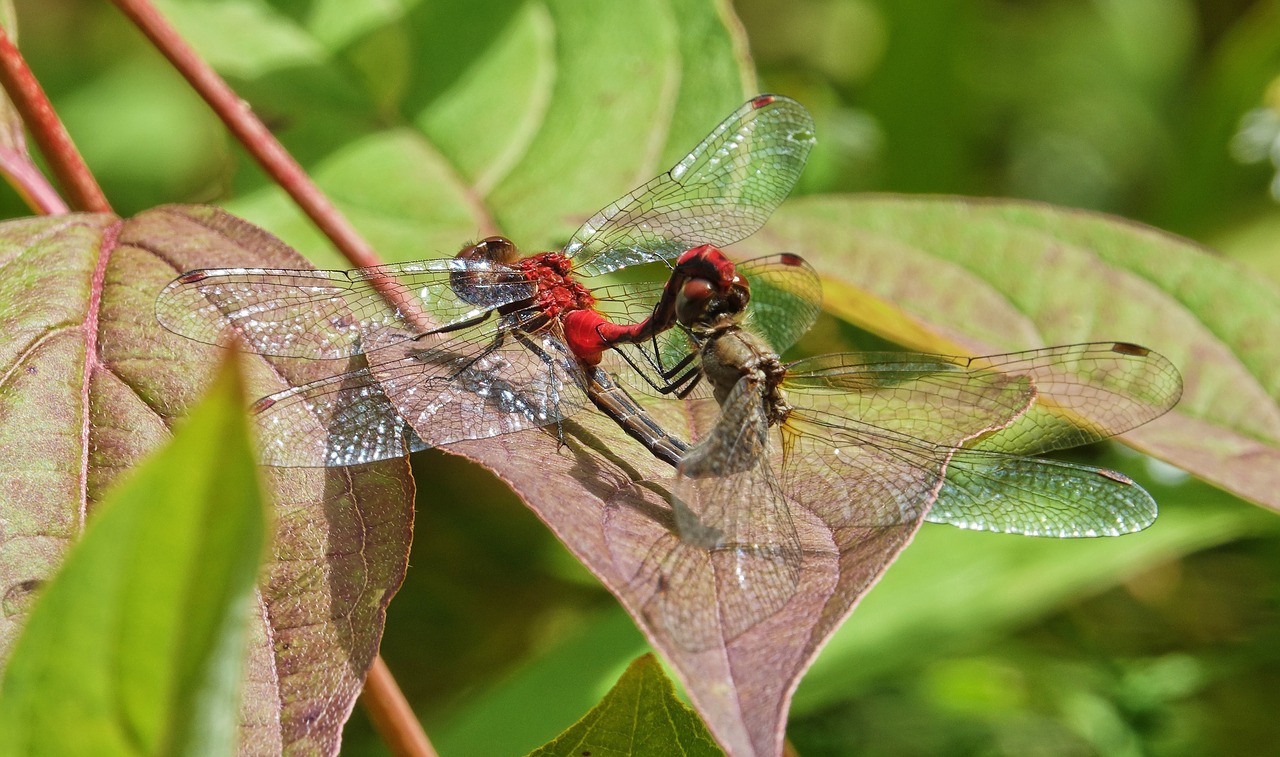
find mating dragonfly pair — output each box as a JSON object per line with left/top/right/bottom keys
{"left": 156, "top": 95, "right": 1182, "bottom": 646}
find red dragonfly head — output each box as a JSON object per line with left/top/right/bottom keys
{"left": 674, "top": 262, "right": 750, "bottom": 330}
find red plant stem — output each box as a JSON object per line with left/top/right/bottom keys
{"left": 361, "top": 655, "right": 438, "bottom": 757}
{"left": 108, "top": 0, "right": 383, "bottom": 269}
{"left": 0, "top": 146, "right": 69, "bottom": 215}
{"left": 0, "top": 26, "right": 107, "bottom": 213}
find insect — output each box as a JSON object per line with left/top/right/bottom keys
{"left": 155, "top": 95, "right": 815, "bottom": 466}
{"left": 622, "top": 248, "right": 1183, "bottom": 647}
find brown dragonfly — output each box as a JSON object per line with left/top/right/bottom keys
{"left": 612, "top": 247, "right": 1183, "bottom": 648}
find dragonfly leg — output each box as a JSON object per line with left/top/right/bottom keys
{"left": 670, "top": 368, "right": 703, "bottom": 398}
{"left": 419, "top": 308, "right": 495, "bottom": 336}
{"left": 418, "top": 326, "right": 509, "bottom": 382}
{"left": 610, "top": 340, "right": 703, "bottom": 396}
{"left": 511, "top": 330, "right": 575, "bottom": 452}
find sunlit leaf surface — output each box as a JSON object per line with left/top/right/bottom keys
{"left": 11, "top": 1, "right": 1280, "bottom": 754}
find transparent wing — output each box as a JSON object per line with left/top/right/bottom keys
{"left": 928, "top": 452, "right": 1158, "bottom": 536}
{"left": 248, "top": 324, "right": 588, "bottom": 467}
{"left": 155, "top": 258, "right": 536, "bottom": 359}
{"left": 589, "top": 280, "right": 669, "bottom": 328}
{"left": 589, "top": 279, "right": 702, "bottom": 395}
{"left": 782, "top": 343, "right": 1181, "bottom": 534}
{"left": 780, "top": 352, "right": 1036, "bottom": 527}
{"left": 370, "top": 327, "right": 589, "bottom": 448}
{"left": 923, "top": 342, "right": 1181, "bottom": 536}
{"left": 251, "top": 367, "right": 429, "bottom": 467}
{"left": 737, "top": 253, "right": 822, "bottom": 354}
{"left": 566, "top": 95, "right": 815, "bottom": 277}
{"left": 783, "top": 343, "right": 1179, "bottom": 452}
{"left": 948, "top": 343, "right": 1183, "bottom": 457}
{"left": 647, "top": 375, "right": 802, "bottom": 649}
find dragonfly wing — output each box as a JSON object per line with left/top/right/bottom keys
{"left": 955, "top": 342, "right": 1182, "bottom": 456}
{"left": 591, "top": 279, "right": 707, "bottom": 397}
{"left": 737, "top": 253, "right": 822, "bottom": 353}
{"left": 248, "top": 321, "right": 588, "bottom": 466}
{"left": 925, "top": 343, "right": 1176, "bottom": 534}
{"left": 365, "top": 325, "right": 590, "bottom": 448}
{"left": 781, "top": 352, "right": 1040, "bottom": 527}
{"left": 779, "top": 414, "right": 953, "bottom": 529}
{"left": 600, "top": 330, "right": 713, "bottom": 401}
{"left": 587, "top": 280, "right": 669, "bottom": 330}
{"left": 647, "top": 375, "right": 802, "bottom": 649}
{"left": 595, "top": 253, "right": 821, "bottom": 398}
{"left": 567, "top": 95, "right": 816, "bottom": 276}
{"left": 156, "top": 258, "right": 536, "bottom": 358}
{"left": 251, "top": 367, "right": 428, "bottom": 467}
{"left": 783, "top": 344, "right": 1178, "bottom": 534}
{"left": 928, "top": 451, "right": 1158, "bottom": 536}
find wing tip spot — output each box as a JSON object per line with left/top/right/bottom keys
{"left": 1110, "top": 342, "right": 1150, "bottom": 357}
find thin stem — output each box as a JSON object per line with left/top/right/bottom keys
{"left": 361, "top": 655, "right": 438, "bottom": 757}
{"left": 0, "top": 145, "right": 68, "bottom": 215}
{"left": 110, "top": 0, "right": 438, "bottom": 332}
{"left": 0, "top": 26, "right": 106, "bottom": 213}
{"left": 108, "top": 0, "right": 381, "bottom": 268}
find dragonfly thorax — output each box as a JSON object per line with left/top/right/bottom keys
{"left": 519, "top": 252, "right": 596, "bottom": 318}
{"left": 700, "top": 326, "right": 791, "bottom": 427}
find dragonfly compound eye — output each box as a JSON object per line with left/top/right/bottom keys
{"left": 676, "top": 278, "right": 716, "bottom": 326}
{"left": 458, "top": 236, "right": 519, "bottom": 264}
{"left": 452, "top": 236, "right": 525, "bottom": 307}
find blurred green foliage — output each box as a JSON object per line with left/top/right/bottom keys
{"left": 8, "top": 0, "right": 1280, "bottom": 755}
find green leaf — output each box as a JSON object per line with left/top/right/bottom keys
{"left": 433, "top": 609, "right": 650, "bottom": 756}
{"left": 146, "top": 0, "right": 753, "bottom": 269}
{"left": 0, "top": 354, "right": 265, "bottom": 757}
{"left": 742, "top": 196, "right": 1280, "bottom": 512}
{"left": 528, "top": 654, "right": 722, "bottom": 757}
{"left": 435, "top": 476, "right": 1274, "bottom": 755}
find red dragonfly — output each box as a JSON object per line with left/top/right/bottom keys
{"left": 618, "top": 248, "right": 1183, "bottom": 648}
{"left": 155, "top": 95, "right": 815, "bottom": 466}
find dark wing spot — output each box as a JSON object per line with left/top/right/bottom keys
{"left": 1111, "top": 342, "right": 1151, "bottom": 357}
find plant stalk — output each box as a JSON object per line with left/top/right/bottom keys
{"left": 361, "top": 655, "right": 439, "bottom": 757}
{"left": 109, "top": 5, "right": 437, "bottom": 754}
{"left": 0, "top": 25, "right": 103, "bottom": 213}
{"left": 108, "top": 0, "right": 383, "bottom": 269}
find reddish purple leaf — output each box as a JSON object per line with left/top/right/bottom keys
{"left": 448, "top": 399, "right": 919, "bottom": 757}
{"left": 0, "top": 206, "right": 414, "bottom": 755}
